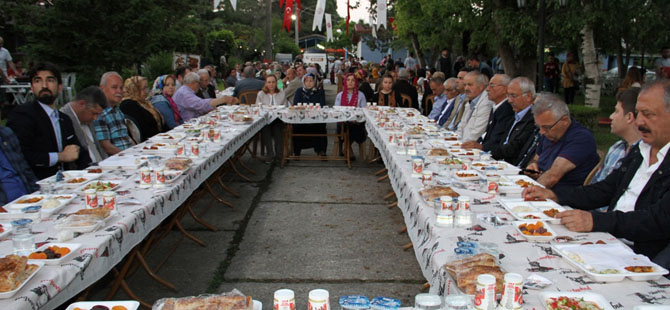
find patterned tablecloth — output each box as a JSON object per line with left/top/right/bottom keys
{"left": 363, "top": 107, "right": 670, "bottom": 309}
{"left": 1, "top": 105, "right": 668, "bottom": 309}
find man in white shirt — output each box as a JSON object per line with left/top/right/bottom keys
{"left": 522, "top": 79, "right": 670, "bottom": 262}
{"left": 404, "top": 52, "right": 417, "bottom": 71}
{"left": 0, "top": 36, "right": 17, "bottom": 84}
{"left": 456, "top": 71, "right": 493, "bottom": 142}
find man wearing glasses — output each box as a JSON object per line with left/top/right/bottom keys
{"left": 523, "top": 92, "right": 599, "bottom": 189}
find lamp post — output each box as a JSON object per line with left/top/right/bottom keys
{"left": 518, "top": 0, "right": 567, "bottom": 91}
{"left": 292, "top": 12, "right": 298, "bottom": 46}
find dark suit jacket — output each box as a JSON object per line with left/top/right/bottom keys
{"left": 554, "top": 145, "right": 670, "bottom": 260}
{"left": 60, "top": 104, "right": 108, "bottom": 163}
{"left": 480, "top": 100, "right": 514, "bottom": 151}
{"left": 196, "top": 84, "right": 216, "bottom": 99}
{"left": 0, "top": 126, "right": 40, "bottom": 204}
{"left": 490, "top": 108, "right": 536, "bottom": 165}
{"left": 7, "top": 100, "right": 90, "bottom": 179}
{"left": 392, "top": 80, "right": 419, "bottom": 109}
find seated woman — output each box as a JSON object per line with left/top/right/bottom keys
{"left": 150, "top": 74, "right": 183, "bottom": 130}
{"left": 120, "top": 76, "right": 165, "bottom": 142}
{"left": 334, "top": 73, "right": 367, "bottom": 160}
{"left": 373, "top": 73, "right": 397, "bottom": 106}
{"left": 292, "top": 73, "right": 327, "bottom": 156}
{"left": 256, "top": 75, "right": 287, "bottom": 161}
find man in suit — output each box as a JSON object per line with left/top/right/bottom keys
{"left": 233, "top": 66, "right": 265, "bottom": 100}
{"left": 196, "top": 69, "right": 216, "bottom": 99}
{"left": 392, "top": 68, "right": 419, "bottom": 109}
{"left": 7, "top": 62, "right": 89, "bottom": 179}
{"left": 445, "top": 69, "right": 470, "bottom": 130}
{"left": 462, "top": 74, "right": 513, "bottom": 151}
{"left": 456, "top": 71, "right": 494, "bottom": 142}
{"left": 0, "top": 126, "right": 40, "bottom": 205}
{"left": 61, "top": 86, "right": 108, "bottom": 164}
{"left": 492, "top": 76, "right": 538, "bottom": 165}
{"left": 523, "top": 80, "right": 670, "bottom": 263}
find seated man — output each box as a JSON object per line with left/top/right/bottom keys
{"left": 173, "top": 72, "right": 234, "bottom": 121}
{"left": 435, "top": 78, "right": 460, "bottom": 127}
{"left": 590, "top": 88, "right": 641, "bottom": 183}
{"left": 196, "top": 69, "right": 216, "bottom": 99}
{"left": 523, "top": 80, "right": 670, "bottom": 264}
{"left": 427, "top": 75, "right": 448, "bottom": 120}
{"left": 61, "top": 86, "right": 108, "bottom": 164}
{"left": 0, "top": 126, "right": 40, "bottom": 204}
{"left": 490, "top": 77, "right": 537, "bottom": 165}
{"left": 7, "top": 62, "right": 89, "bottom": 179}
{"left": 233, "top": 66, "right": 265, "bottom": 99}
{"left": 456, "top": 71, "right": 493, "bottom": 142}
{"left": 461, "top": 73, "right": 513, "bottom": 151}
{"left": 525, "top": 92, "right": 599, "bottom": 189}
{"left": 392, "top": 68, "right": 419, "bottom": 109}
{"left": 95, "top": 71, "right": 135, "bottom": 155}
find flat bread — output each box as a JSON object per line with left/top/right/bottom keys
{"left": 419, "top": 186, "right": 459, "bottom": 201}
{"left": 160, "top": 294, "right": 252, "bottom": 310}
{"left": 0, "top": 255, "right": 37, "bottom": 292}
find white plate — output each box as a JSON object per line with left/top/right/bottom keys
{"left": 6, "top": 194, "right": 47, "bottom": 209}
{"left": 0, "top": 259, "right": 44, "bottom": 299}
{"left": 66, "top": 300, "right": 140, "bottom": 310}
{"left": 538, "top": 291, "right": 614, "bottom": 310}
{"left": 30, "top": 243, "right": 81, "bottom": 265}
{"left": 75, "top": 180, "right": 122, "bottom": 193}
{"left": 36, "top": 170, "right": 96, "bottom": 186}
{"left": 502, "top": 175, "right": 544, "bottom": 188}
{"left": 552, "top": 243, "right": 669, "bottom": 282}
{"left": 499, "top": 199, "right": 565, "bottom": 224}
{"left": 40, "top": 194, "right": 77, "bottom": 217}
{"left": 454, "top": 170, "right": 481, "bottom": 181}
{"left": 514, "top": 220, "right": 556, "bottom": 242}
{"left": 634, "top": 306, "right": 670, "bottom": 310}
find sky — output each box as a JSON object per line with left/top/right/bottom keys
{"left": 336, "top": 0, "right": 372, "bottom": 24}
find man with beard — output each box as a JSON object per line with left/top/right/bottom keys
{"left": 7, "top": 62, "right": 88, "bottom": 179}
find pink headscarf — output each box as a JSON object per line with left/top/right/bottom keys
{"left": 340, "top": 73, "right": 359, "bottom": 107}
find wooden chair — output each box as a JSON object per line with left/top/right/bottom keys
{"left": 423, "top": 94, "right": 435, "bottom": 116}
{"left": 238, "top": 90, "right": 259, "bottom": 105}
{"left": 583, "top": 150, "right": 605, "bottom": 185}
{"left": 400, "top": 93, "right": 412, "bottom": 108}
{"left": 124, "top": 118, "right": 142, "bottom": 144}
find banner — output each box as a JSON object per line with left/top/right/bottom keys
{"left": 213, "top": 0, "right": 221, "bottom": 10}
{"left": 312, "top": 0, "right": 326, "bottom": 31}
{"left": 282, "top": 0, "right": 294, "bottom": 32}
{"left": 377, "top": 0, "right": 387, "bottom": 30}
{"left": 370, "top": 16, "right": 377, "bottom": 38}
{"left": 230, "top": 0, "right": 236, "bottom": 11}
{"left": 346, "top": 0, "right": 350, "bottom": 35}
{"left": 325, "top": 14, "right": 334, "bottom": 42}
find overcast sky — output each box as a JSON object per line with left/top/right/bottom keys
{"left": 336, "top": 0, "right": 371, "bottom": 24}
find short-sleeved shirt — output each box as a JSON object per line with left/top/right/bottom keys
{"left": 93, "top": 106, "right": 134, "bottom": 151}
{"left": 0, "top": 48, "right": 12, "bottom": 76}
{"left": 536, "top": 119, "right": 599, "bottom": 189}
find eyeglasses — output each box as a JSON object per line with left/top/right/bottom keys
{"left": 507, "top": 92, "right": 524, "bottom": 99}
{"left": 445, "top": 88, "right": 456, "bottom": 92}
{"left": 537, "top": 115, "right": 566, "bottom": 132}
{"left": 488, "top": 83, "right": 505, "bottom": 88}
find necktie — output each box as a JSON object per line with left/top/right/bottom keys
{"left": 447, "top": 97, "right": 467, "bottom": 130}
{"left": 453, "top": 100, "right": 472, "bottom": 130}
{"left": 52, "top": 110, "right": 62, "bottom": 151}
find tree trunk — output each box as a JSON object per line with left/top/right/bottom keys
{"left": 581, "top": 20, "right": 601, "bottom": 108}
{"left": 408, "top": 31, "right": 425, "bottom": 68}
{"left": 616, "top": 35, "right": 626, "bottom": 78}
{"left": 496, "top": 41, "right": 537, "bottom": 82}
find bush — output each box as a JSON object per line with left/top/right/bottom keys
{"left": 143, "top": 51, "right": 175, "bottom": 83}
{"left": 569, "top": 105, "right": 599, "bottom": 131}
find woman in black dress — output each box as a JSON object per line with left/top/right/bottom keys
{"left": 291, "top": 73, "right": 327, "bottom": 156}
{"left": 120, "top": 76, "right": 166, "bottom": 142}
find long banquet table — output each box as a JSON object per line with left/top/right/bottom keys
{"left": 0, "top": 105, "right": 668, "bottom": 309}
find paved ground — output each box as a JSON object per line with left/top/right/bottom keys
{"left": 83, "top": 131, "right": 425, "bottom": 309}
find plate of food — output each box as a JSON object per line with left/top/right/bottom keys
{"left": 454, "top": 170, "right": 481, "bottom": 181}
{"left": 0, "top": 255, "right": 44, "bottom": 299}
{"left": 503, "top": 175, "right": 543, "bottom": 188}
{"left": 55, "top": 208, "right": 112, "bottom": 233}
{"left": 551, "top": 243, "right": 669, "bottom": 281}
{"left": 426, "top": 148, "right": 449, "bottom": 157}
{"left": 28, "top": 243, "right": 81, "bottom": 265}
{"left": 66, "top": 300, "right": 140, "bottom": 310}
{"left": 499, "top": 199, "right": 565, "bottom": 223}
{"left": 39, "top": 194, "right": 77, "bottom": 216}
{"left": 444, "top": 253, "right": 504, "bottom": 295}
{"left": 539, "top": 291, "right": 614, "bottom": 310}
{"left": 514, "top": 220, "right": 556, "bottom": 242}
{"left": 418, "top": 185, "right": 460, "bottom": 203}
{"left": 165, "top": 157, "right": 192, "bottom": 172}
{"left": 76, "top": 180, "right": 121, "bottom": 193}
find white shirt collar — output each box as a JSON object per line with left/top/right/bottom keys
{"left": 638, "top": 140, "right": 670, "bottom": 168}
{"left": 38, "top": 101, "right": 56, "bottom": 117}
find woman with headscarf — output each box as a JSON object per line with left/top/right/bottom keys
{"left": 334, "top": 73, "right": 367, "bottom": 160}
{"left": 150, "top": 74, "right": 183, "bottom": 130}
{"left": 291, "top": 73, "right": 327, "bottom": 156}
{"left": 120, "top": 76, "right": 165, "bottom": 142}
{"left": 256, "top": 75, "right": 287, "bottom": 161}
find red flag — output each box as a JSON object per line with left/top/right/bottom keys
{"left": 389, "top": 17, "right": 396, "bottom": 31}
{"left": 283, "top": 0, "right": 294, "bottom": 32}
{"left": 296, "top": 0, "right": 301, "bottom": 9}
{"left": 346, "top": 0, "right": 350, "bottom": 35}
{"left": 297, "top": 8, "right": 301, "bottom": 31}
{"left": 280, "top": 0, "right": 285, "bottom": 7}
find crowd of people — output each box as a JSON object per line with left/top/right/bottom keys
{"left": 0, "top": 42, "right": 669, "bottom": 271}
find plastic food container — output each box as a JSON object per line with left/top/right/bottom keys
{"left": 369, "top": 297, "right": 401, "bottom": 310}
{"left": 339, "top": 295, "right": 370, "bottom": 310}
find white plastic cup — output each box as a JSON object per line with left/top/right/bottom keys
{"left": 474, "top": 274, "right": 496, "bottom": 310}
{"left": 414, "top": 293, "right": 441, "bottom": 310}
{"left": 253, "top": 299, "right": 262, "bottom": 310}
{"left": 308, "top": 289, "right": 329, "bottom": 310}
{"left": 274, "top": 289, "right": 295, "bottom": 310}
{"left": 498, "top": 273, "right": 523, "bottom": 310}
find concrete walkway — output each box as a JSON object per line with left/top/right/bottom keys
{"left": 87, "top": 139, "right": 424, "bottom": 309}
